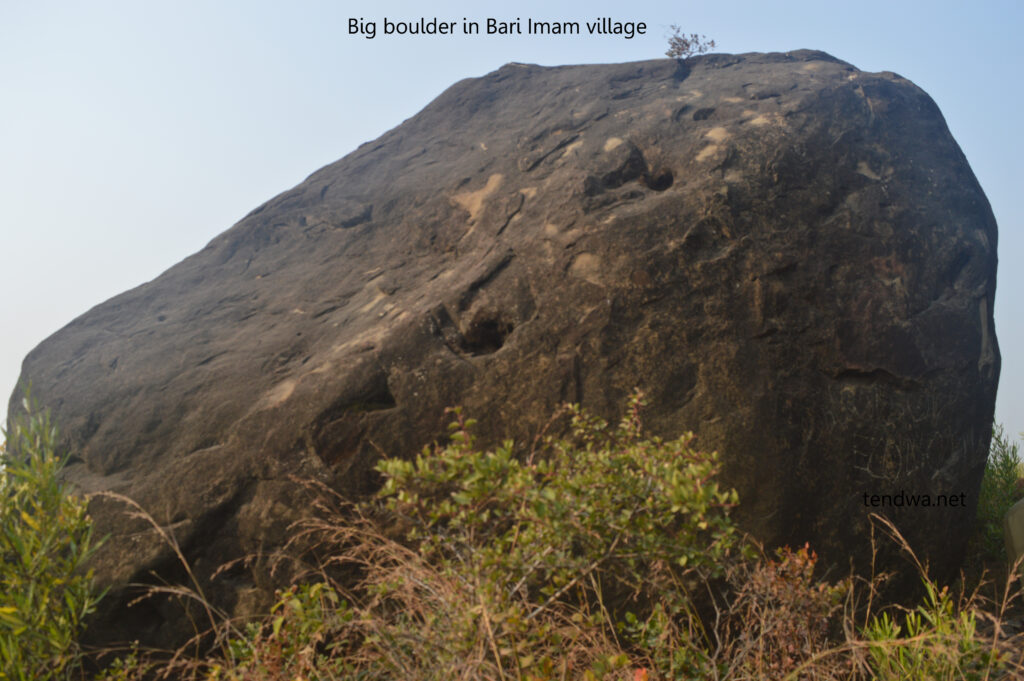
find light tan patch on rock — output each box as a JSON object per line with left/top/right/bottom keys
{"left": 359, "top": 284, "right": 389, "bottom": 312}
{"left": 520, "top": 186, "right": 538, "bottom": 199}
{"left": 689, "top": 89, "right": 703, "bottom": 98}
{"left": 328, "top": 328, "right": 388, "bottom": 358}
{"left": 540, "top": 241, "right": 557, "bottom": 263}
{"left": 452, "top": 173, "right": 503, "bottom": 222}
{"left": 543, "top": 222, "right": 561, "bottom": 236}
{"left": 604, "top": 137, "right": 624, "bottom": 152}
{"left": 722, "top": 96, "right": 743, "bottom": 103}
{"left": 979, "top": 297, "right": 996, "bottom": 374}
{"left": 724, "top": 169, "right": 744, "bottom": 183}
{"left": 569, "top": 253, "right": 603, "bottom": 285}
{"left": 747, "top": 115, "right": 771, "bottom": 126}
{"left": 856, "top": 161, "right": 882, "bottom": 181}
{"left": 802, "top": 62, "right": 823, "bottom": 71}
{"left": 705, "top": 127, "right": 730, "bottom": 142}
{"left": 696, "top": 145, "right": 720, "bottom": 162}
{"left": 561, "top": 139, "right": 584, "bottom": 157}
{"left": 261, "top": 379, "right": 296, "bottom": 409}
{"left": 479, "top": 142, "right": 487, "bottom": 151}
{"left": 866, "top": 97, "right": 889, "bottom": 114}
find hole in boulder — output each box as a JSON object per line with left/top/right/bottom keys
{"left": 461, "top": 316, "right": 514, "bottom": 356}
{"left": 347, "top": 381, "right": 397, "bottom": 413}
{"left": 645, "top": 170, "right": 674, "bottom": 192}
{"left": 318, "top": 375, "right": 397, "bottom": 423}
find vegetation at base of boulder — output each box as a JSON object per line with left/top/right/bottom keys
{"left": 665, "top": 26, "right": 716, "bottom": 59}
{"left": 969, "top": 426, "right": 1024, "bottom": 566}
{"left": 714, "top": 543, "right": 851, "bottom": 679}
{"left": 1, "top": 394, "right": 1019, "bottom": 678}
{"left": 364, "top": 394, "right": 744, "bottom": 679}
{"left": 864, "top": 579, "right": 1003, "bottom": 680}
{"left": 88, "top": 394, "right": 1024, "bottom": 680}
{"left": 0, "top": 398, "right": 104, "bottom": 680}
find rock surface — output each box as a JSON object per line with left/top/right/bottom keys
{"left": 10, "top": 51, "right": 999, "bottom": 648}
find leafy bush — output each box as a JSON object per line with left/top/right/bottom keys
{"left": 0, "top": 400, "right": 104, "bottom": 680}
{"left": 379, "top": 395, "right": 741, "bottom": 604}
{"left": 204, "top": 582, "right": 355, "bottom": 680}
{"left": 365, "top": 392, "right": 743, "bottom": 678}
{"left": 971, "top": 426, "right": 1024, "bottom": 565}
{"left": 864, "top": 579, "right": 1007, "bottom": 680}
{"left": 201, "top": 392, "right": 741, "bottom": 680}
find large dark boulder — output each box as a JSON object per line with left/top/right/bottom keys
{"left": 10, "top": 51, "right": 999, "bottom": 648}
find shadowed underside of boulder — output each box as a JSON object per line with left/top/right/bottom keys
{"left": 10, "top": 50, "right": 999, "bottom": 649}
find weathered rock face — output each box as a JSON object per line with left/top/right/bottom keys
{"left": 10, "top": 51, "right": 999, "bottom": 647}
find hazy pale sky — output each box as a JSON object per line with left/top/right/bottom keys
{"left": 2, "top": 1, "right": 1021, "bottom": 442}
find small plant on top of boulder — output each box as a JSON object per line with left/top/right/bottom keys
{"left": 665, "top": 25, "right": 716, "bottom": 59}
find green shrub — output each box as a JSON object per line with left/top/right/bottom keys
{"left": 0, "top": 399, "right": 104, "bottom": 680}
{"left": 178, "top": 392, "right": 744, "bottom": 680}
{"left": 207, "top": 582, "right": 355, "bottom": 680}
{"left": 971, "top": 426, "right": 1024, "bottom": 565}
{"left": 864, "top": 579, "right": 1007, "bottom": 680}
{"left": 370, "top": 391, "right": 744, "bottom": 678}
